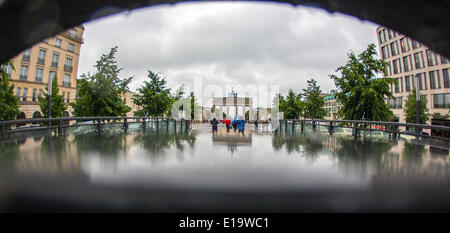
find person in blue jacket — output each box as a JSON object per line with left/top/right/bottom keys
{"left": 232, "top": 115, "right": 246, "bottom": 136}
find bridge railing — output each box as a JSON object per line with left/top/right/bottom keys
{"left": 0, "top": 116, "right": 191, "bottom": 139}
{"left": 276, "top": 119, "right": 450, "bottom": 142}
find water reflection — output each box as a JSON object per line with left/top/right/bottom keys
{"left": 0, "top": 128, "right": 449, "bottom": 211}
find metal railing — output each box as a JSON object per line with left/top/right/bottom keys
{"left": 275, "top": 119, "right": 450, "bottom": 142}
{"left": 0, "top": 116, "right": 191, "bottom": 140}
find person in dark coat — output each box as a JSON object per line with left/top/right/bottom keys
{"left": 254, "top": 119, "right": 258, "bottom": 131}
{"left": 211, "top": 118, "right": 219, "bottom": 135}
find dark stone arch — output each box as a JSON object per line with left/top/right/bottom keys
{"left": 16, "top": 112, "right": 26, "bottom": 127}
{"left": 0, "top": 0, "right": 448, "bottom": 66}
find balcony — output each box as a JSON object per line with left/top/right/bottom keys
{"left": 64, "top": 65, "right": 73, "bottom": 72}
{"left": 22, "top": 55, "right": 30, "bottom": 62}
{"left": 37, "top": 58, "right": 45, "bottom": 65}
{"left": 62, "top": 81, "right": 71, "bottom": 87}
{"left": 18, "top": 96, "right": 40, "bottom": 105}
{"left": 51, "top": 62, "right": 58, "bottom": 68}
{"left": 61, "top": 31, "right": 83, "bottom": 43}
{"left": 19, "top": 75, "right": 27, "bottom": 80}
{"left": 35, "top": 77, "right": 43, "bottom": 83}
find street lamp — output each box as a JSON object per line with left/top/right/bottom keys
{"left": 414, "top": 74, "right": 421, "bottom": 134}
{"left": 48, "top": 74, "right": 53, "bottom": 120}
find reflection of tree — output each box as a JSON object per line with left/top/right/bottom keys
{"left": 271, "top": 135, "right": 324, "bottom": 163}
{"left": 40, "top": 135, "right": 69, "bottom": 166}
{"left": 73, "top": 132, "right": 129, "bottom": 157}
{"left": 401, "top": 141, "right": 426, "bottom": 164}
{"left": 133, "top": 132, "right": 197, "bottom": 160}
{"left": 333, "top": 137, "right": 393, "bottom": 162}
{"left": 0, "top": 141, "right": 21, "bottom": 168}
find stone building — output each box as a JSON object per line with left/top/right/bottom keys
{"left": 1, "top": 26, "right": 84, "bottom": 119}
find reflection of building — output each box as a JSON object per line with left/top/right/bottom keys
{"left": 212, "top": 96, "right": 254, "bottom": 120}
{"left": 323, "top": 95, "right": 342, "bottom": 120}
{"left": 212, "top": 130, "right": 252, "bottom": 153}
{"left": 376, "top": 26, "right": 450, "bottom": 124}
{"left": 1, "top": 26, "right": 85, "bottom": 119}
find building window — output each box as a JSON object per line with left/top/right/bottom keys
{"left": 32, "top": 89, "right": 37, "bottom": 102}
{"left": 49, "top": 71, "right": 57, "bottom": 82}
{"left": 433, "top": 94, "right": 450, "bottom": 109}
{"left": 429, "top": 71, "right": 437, "bottom": 89}
{"left": 63, "top": 74, "right": 70, "bottom": 86}
{"left": 384, "top": 62, "right": 392, "bottom": 76}
{"left": 16, "top": 87, "right": 21, "bottom": 98}
{"left": 22, "top": 49, "right": 31, "bottom": 61}
{"left": 381, "top": 46, "right": 389, "bottom": 59}
{"left": 441, "top": 56, "right": 449, "bottom": 64}
{"left": 403, "top": 55, "right": 412, "bottom": 72}
{"left": 22, "top": 88, "right": 27, "bottom": 101}
{"left": 68, "top": 43, "right": 74, "bottom": 52}
{"left": 62, "top": 91, "right": 65, "bottom": 102}
{"left": 37, "top": 50, "right": 46, "bottom": 65}
{"left": 67, "top": 92, "right": 70, "bottom": 104}
{"left": 70, "top": 29, "right": 77, "bottom": 38}
{"left": 39, "top": 89, "right": 42, "bottom": 97}
{"left": 390, "top": 41, "right": 399, "bottom": 56}
{"left": 65, "top": 57, "right": 72, "bottom": 66}
{"left": 378, "top": 29, "right": 387, "bottom": 44}
{"left": 405, "top": 75, "right": 411, "bottom": 92}
{"left": 444, "top": 69, "right": 449, "bottom": 88}
{"left": 400, "top": 37, "right": 409, "bottom": 53}
{"left": 55, "top": 38, "right": 62, "bottom": 48}
{"left": 426, "top": 50, "right": 436, "bottom": 66}
{"left": 414, "top": 52, "right": 425, "bottom": 69}
{"left": 393, "top": 59, "right": 401, "bottom": 74}
{"left": 19, "top": 66, "right": 28, "bottom": 80}
{"left": 52, "top": 54, "right": 59, "bottom": 67}
{"left": 411, "top": 40, "right": 421, "bottom": 49}
{"left": 389, "top": 97, "right": 402, "bottom": 109}
{"left": 394, "top": 78, "right": 400, "bottom": 93}
{"left": 1, "top": 64, "right": 12, "bottom": 78}
{"left": 416, "top": 73, "right": 424, "bottom": 90}
{"left": 35, "top": 68, "right": 43, "bottom": 82}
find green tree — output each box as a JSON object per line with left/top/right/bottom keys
{"left": 403, "top": 88, "right": 430, "bottom": 124}
{"left": 133, "top": 70, "right": 172, "bottom": 117}
{"left": 330, "top": 44, "right": 394, "bottom": 121}
{"left": 71, "top": 47, "right": 132, "bottom": 116}
{"left": 302, "top": 79, "right": 327, "bottom": 119}
{"left": 39, "top": 75, "right": 67, "bottom": 118}
{"left": 283, "top": 89, "right": 303, "bottom": 119}
{"left": 0, "top": 63, "right": 20, "bottom": 121}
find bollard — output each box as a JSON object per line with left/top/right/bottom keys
{"left": 174, "top": 120, "right": 177, "bottom": 134}
{"left": 123, "top": 118, "right": 128, "bottom": 132}
{"left": 312, "top": 120, "right": 316, "bottom": 132}
{"left": 328, "top": 121, "right": 334, "bottom": 134}
{"left": 156, "top": 118, "right": 159, "bottom": 133}
{"left": 300, "top": 120, "right": 304, "bottom": 134}
{"left": 292, "top": 120, "right": 295, "bottom": 135}
{"left": 97, "top": 118, "right": 102, "bottom": 133}
{"left": 58, "top": 119, "right": 62, "bottom": 135}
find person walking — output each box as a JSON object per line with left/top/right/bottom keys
{"left": 232, "top": 116, "right": 238, "bottom": 133}
{"left": 232, "top": 115, "right": 246, "bottom": 136}
{"left": 254, "top": 119, "right": 258, "bottom": 131}
{"left": 211, "top": 118, "right": 219, "bottom": 135}
{"left": 225, "top": 118, "right": 231, "bottom": 132}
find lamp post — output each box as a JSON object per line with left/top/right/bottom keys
{"left": 414, "top": 75, "right": 421, "bottom": 134}
{"left": 48, "top": 74, "right": 53, "bottom": 127}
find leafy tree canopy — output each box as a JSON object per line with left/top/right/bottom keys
{"left": 133, "top": 70, "right": 172, "bottom": 117}
{"left": 404, "top": 88, "right": 430, "bottom": 124}
{"left": 71, "top": 46, "right": 132, "bottom": 117}
{"left": 330, "top": 43, "right": 394, "bottom": 121}
{"left": 39, "top": 75, "right": 67, "bottom": 118}
{"left": 302, "top": 79, "right": 327, "bottom": 119}
{"left": 0, "top": 62, "right": 20, "bottom": 121}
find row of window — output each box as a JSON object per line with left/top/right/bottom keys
{"left": 382, "top": 46, "right": 448, "bottom": 71}
{"left": 389, "top": 93, "right": 450, "bottom": 109}
{"left": 15, "top": 87, "right": 71, "bottom": 104}
{"left": 15, "top": 66, "right": 72, "bottom": 86}
{"left": 392, "top": 69, "right": 450, "bottom": 94}
{"left": 43, "top": 34, "right": 76, "bottom": 52}
{"left": 20, "top": 48, "right": 74, "bottom": 69}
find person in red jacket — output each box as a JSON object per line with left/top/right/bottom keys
{"left": 225, "top": 118, "right": 232, "bottom": 132}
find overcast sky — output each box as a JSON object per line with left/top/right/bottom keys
{"left": 79, "top": 2, "right": 379, "bottom": 104}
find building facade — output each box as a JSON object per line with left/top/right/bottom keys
{"left": 2, "top": 26, "right": 84, "bottom": 119}
{"left": 376, "top": 26, "right": 450, "bottom": 124}
{"left": 122, "top": 91, "right": 141, "bottom": 117}
{"left": 323, "top": 95, "right": 342, "bottom": 120}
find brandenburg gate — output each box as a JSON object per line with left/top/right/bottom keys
{"left": 211, "top": 91, "right": 254, "bottom": 120}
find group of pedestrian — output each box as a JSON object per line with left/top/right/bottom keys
{"left": 211, "top": 115, "right": 247, "bottom": 135}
